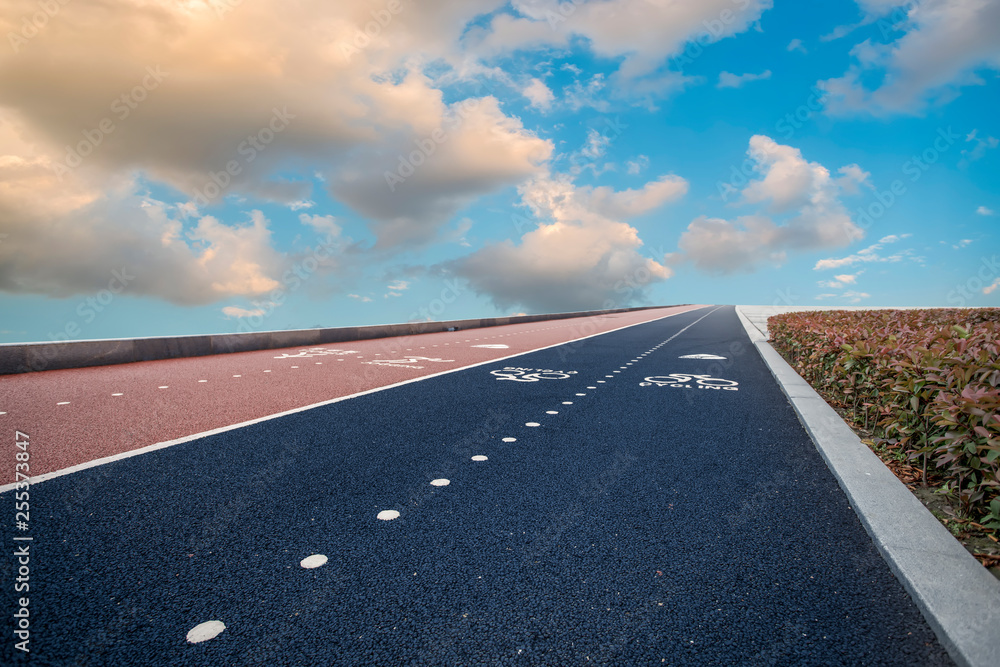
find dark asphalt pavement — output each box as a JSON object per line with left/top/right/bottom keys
{"left": 3, "top": 306, "right": 952, "bottom": 665}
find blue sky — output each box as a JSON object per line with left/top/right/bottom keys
{"left": 0, "top": 0, "right": 998, "bottom": 343}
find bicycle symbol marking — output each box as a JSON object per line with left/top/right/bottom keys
{"left": 274, "top": 347, "right": 359, "bottom": 359}
{"left": 640, "top": 374, "right": 739, "bottom": 391}
{"left": 362, "top": 356, "right": 454, "bottom": 369}
{"left": 491, "top": 367, "right": 578, "bottom": 382}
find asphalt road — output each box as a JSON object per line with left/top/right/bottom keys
{"left": 2, "top": 305, "right": 952, "bottom": 665}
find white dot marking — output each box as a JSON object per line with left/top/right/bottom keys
{"left": 187, "top": 620, "right": 225, "bottom": 644}
{"left": 300, "top": 554, "right": 328, "bottom": 569}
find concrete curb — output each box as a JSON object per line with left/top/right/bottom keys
{"left": 736, "top": 306, "right": 1000, "bottom": 667}
{"left": 0, "top": 305, "right": 677, "bottom": 375}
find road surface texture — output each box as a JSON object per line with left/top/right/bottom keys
{"left": 2, "top": 305, "right": 952, "bottom": 665}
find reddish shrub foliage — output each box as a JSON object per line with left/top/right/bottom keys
{"left": 768, "top": 309, "right": 1000, "bottom": 524}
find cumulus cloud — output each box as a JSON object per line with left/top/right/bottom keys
{"left": 332, "top": 96, "right": 552, "bottom": 247}
{"left": 671, "top": 135, "right": 866, "bottom": 274}
{"left": 0, "top": 0, "right": 576, "bottom": 300}
{"left": 977, "top": 205, "right": 995, "bottom": 216}
{"left": 470, "top": 0, "right": 772, "bottom": 97}
{"left": 447, "top": 172, "right": 685, "bottom": 312}
{"left": 820, "top": 0, "right": 1000, "bottom": 115}
{"left": 522, "top": 78, "right": 555, "bottom": 109}
{"left": 717, "top": 70, "right": 772, "bottom": 89}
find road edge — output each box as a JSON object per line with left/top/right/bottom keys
{"left": 736, "top": 305, "right": 1000, "bottom": 667}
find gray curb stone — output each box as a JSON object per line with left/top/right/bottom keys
{"left": 736, "top": 305, "right": 1000, "bottom": 667}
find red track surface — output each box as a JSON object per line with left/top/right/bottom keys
{"left": 0, "top": 306, "right": 704, "bottom": 482}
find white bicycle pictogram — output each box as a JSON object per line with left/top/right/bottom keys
{"left": 491, "top": 368, "right": 578, "bottom": 382}
{"left": 640, "top": 374, "right": 739, "bottom": 387}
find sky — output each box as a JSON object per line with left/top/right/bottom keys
{"left": 0, "top": 0, "right": 998, "bottom": 343}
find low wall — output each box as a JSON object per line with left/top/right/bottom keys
{"left": 0, "top": 305, "right": 677, "bottom": 375}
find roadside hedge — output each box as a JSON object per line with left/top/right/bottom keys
{"left": 768, "top": 309, "right": 1000, "bottom": 526}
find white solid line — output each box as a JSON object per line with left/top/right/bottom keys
{"left": 57, "top": 402, "right": 70, "bottom": 405}
{"left": 0, "top": 306, "right": 713, "bottom": 492}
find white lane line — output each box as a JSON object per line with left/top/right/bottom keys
{"left": 471, "top": 455, "right": 488, "bottom": 462}
{"left": 377, "top": 510, "right": 400, "bottom": 521}
{"left": 587, "top": 386, "right": 597, "bottom": 389}
{"left": 233, "top": 375, "right": 241, "bottom": 378}
{"left": 198, "top": 380, "right": 208, "bottom": 383}
{"left": 57, "top": 402, "right": 70, "bottom": 405}
{"left": 430, "top": 479, "right": 450, "bottom": 487}
{"left": 158, "top": 386, "right": 168, "bottom": 389}
{"left": 525, "top": 422, "right": 540, "bottom": 427}
{"left": 264, "top": 370, "right": 272, "bottom": 372}
{"left": 502, "top": 437, "right": 517, "bottom": 442}
{"left": 546, "top": 411, "right": 558, "bottom": 415}
{"left": 112, "top": 393, "right": 123, "bottom": 397}
{"left": 576, "top": 393, "right": 586, "bottom": 396}
{"left": 562, "top": 401, "right": 573, "bottom": 405}
{"left": 4, "top": 306, "right": 714, "bottom": 492}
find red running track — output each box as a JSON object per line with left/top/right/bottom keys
{"left": 0, "top": 305, "right": 705, "bottom": 483}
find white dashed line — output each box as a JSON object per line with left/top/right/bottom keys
{"left": 471, "top": 455, "right": 488, "bottom": 462}
{"left": 502, "top": 437, "right": 517, "bottom": 442}
{"left": 562, "top": 401, "right": 573, "bottom": 405}
{"left": 525, "top": 422, "right": 540, "bottom": 427}
{"left": 112, "top": 393, "right": 123, "bottom": 397}
{"left": 233, "top": 374, "right": 241, "bottom": 378}
{"left": 291, "top": 366, "right": 299, "bottom": 369}
{"left": 597, "top": 381, "right": 606, "bottom": 383}
{"left": 187, "top": 621, "right": 225, "bottom": 644}
{"left": 377, "top": 510, "right": 400, "bottom": 521}
{"left": 300, "top": 554, "right": 328, "bottom": 569}
{"left": 159, "top": 386, "right": 169, "bottom": 389}
{"left": 546, "top": 411, "right": 558, "bottom": 415}
{"left": 430, "top": 479, "right": 450, "bottom": 487}
{"left": 57, "top": 402, "right": 70, "bottom": 406}
{"left": 587, "top": 386, "right": 597, "bottom": 389}
{"left": 198, "top": 380, "right": 208, "bottom": 383}
{"left": 264, "top": 370, "right": 272, "bottom": 372}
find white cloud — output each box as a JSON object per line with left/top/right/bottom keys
{"left": 387, "top": 280, "right": 410, "bottom": 291}
{"left": 222, "top": 305, "right": 268, "bottom": 319}
{"left": 347, "top": 293, "right": 372, "bottom": 302}
{"left": 835, "top": 273, "right": 860, "bottom": 284}
{"left": 787, "top": 38, "right": 807, "bottom": 53}
{"left": 449, "top": 172, "right": 682, "bottom": 312}
{"left": 977, "top": 205, "right": 996, "bottom": 216}
{"left": 814, "top": 234, "right": 911, "bottom": 270}
{"left": 717, "top": 70, "right": 772, "bottom": 89}
{"left": 985, "top": 278, "right": 1000, "bottom": 295}
{"left": 672, "top": 135, "right": 866, "bottom": 274}
{"left": 820, "top": 0, "right": 1000, "bottom": 115}
{"left": 960, "top": 129, "right": 999, "bottom": 166}
{"left": 522, "top": 78, "right": 555, "bottom": 110}
{"left": 288, "top": 200, "right": 315, "bottom": 211}
{"left": 626, "top": 155, "right": 650, "bottom": 175}
{"left": 472, "top": 0, "right": 772, "bottom": 99}
{"left": 952, "top": 239, "right": 973, "bottom": 249}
